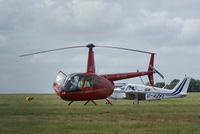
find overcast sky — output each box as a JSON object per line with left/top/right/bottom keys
{"left": 0, "top": 0, "right": 200, "bottom": 93}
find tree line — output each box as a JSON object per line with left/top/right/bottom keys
{"left": 154, "top": 78, "right": 200, "bottom": 92}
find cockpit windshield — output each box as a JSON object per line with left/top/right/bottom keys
{"left": 55, "top": 72, "right": 98, "bottom": 92}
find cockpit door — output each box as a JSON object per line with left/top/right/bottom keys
{"left": 55, "top": 71, "right": 68, "bottom": 88}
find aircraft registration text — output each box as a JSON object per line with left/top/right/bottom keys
{"left": 145, "top": 93, "right": 164, "bottom": 100}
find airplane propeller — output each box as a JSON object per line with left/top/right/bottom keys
{"left": 19, "top": 44, "right": 155, "bottom": 57}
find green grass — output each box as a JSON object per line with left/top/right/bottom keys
{"left": 0, "top": 93, "right": 200, "bottom": 134}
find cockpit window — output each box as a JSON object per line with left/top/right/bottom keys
{"left": 127, "top": 86, "right": 135, "bottom": 90}
{"left": 64, "top": 74, "right": 96, "bottom": 92}
{"left": 131, "top": 86, "right": 135, "bottom": 90}
{"left": 78, "top": 76, "right": 92, "bottom": 88}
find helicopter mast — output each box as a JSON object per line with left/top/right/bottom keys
{"left": 86, "top": 44, "right": 96, "bottom": 73}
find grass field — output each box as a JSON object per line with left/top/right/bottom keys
{"left": 0, "top": 93, "right": 200, "bottom": 134}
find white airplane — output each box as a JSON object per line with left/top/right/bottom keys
{"left": 108, "top": 77, "right": 191, "bottom": 104}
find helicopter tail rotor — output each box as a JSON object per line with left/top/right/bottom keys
{"left": 147, "top": 54, "right": 164, "bottom": 86}
{"left": 147, "top": 54, "right": 155, "bottom": 86}
{"left": 149, "top": 65, "right": 164, "bottom": 79}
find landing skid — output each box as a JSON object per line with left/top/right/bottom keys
{"left": 68, "top": 101, "right": 73, "bottom": 105}
{"left": 105, "top": 98, "right": 112, "bottom": 105}
{"left": 84, "top": 100, "right": 97, "bottom": 105}
{"left": 68, "top": 99, "right": 113, "bottom": 106}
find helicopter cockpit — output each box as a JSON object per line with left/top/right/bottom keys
{"left": 55, "top": 71, "right": 95, "bottom": 92}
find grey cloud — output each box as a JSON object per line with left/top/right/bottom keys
{"left": 0, "top": 0, "right": 200, "bottom": 93}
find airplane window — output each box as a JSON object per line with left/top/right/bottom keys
{"left": 127, "top": 86, "right": 135, "bottom": 90}
{"left": 131, "top": 86, "right": 135, "bottom": 90}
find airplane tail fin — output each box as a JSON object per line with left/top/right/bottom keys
{"left": 171, "top": 77, "right": 191, "bottom": 96}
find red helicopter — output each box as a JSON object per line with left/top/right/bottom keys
{"left": 20, "top": 44, "right": 163, "bottom": 105}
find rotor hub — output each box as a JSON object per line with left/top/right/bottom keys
{"left": 86, "top": 44, "right": 95, "bottom": 51}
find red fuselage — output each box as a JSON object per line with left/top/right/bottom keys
{"left": 53, "top": 72, "right": 114, "bottom": 101}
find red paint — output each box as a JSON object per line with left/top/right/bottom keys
{"left": 53, "top": 46, "right": 155, "bottom": 102}
{"left": 148, "top": 54, "right": 154, "bottom": 86}
{"left": 87, "top": 49, "right": 95, "bottom": 73}
{"left": 100, "top": 71, "right": 153, "bottom": 81}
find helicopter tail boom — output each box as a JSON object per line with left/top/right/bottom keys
{"left": 100, "top": 71, "right": 154, "bottom": 82}
{"left": 100, "top": 54, "right": 156, "bottom": 86}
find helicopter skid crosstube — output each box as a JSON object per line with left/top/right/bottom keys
{"left": 67, "top": 99, "right": 112, "bottom": 105}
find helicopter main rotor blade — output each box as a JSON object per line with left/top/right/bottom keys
{"left": 19, "top": 45, "right": 86, "bottom": 57}
{"left": 19, "top": 43, "right": 155, "bottom": 57}
{"left": 96, "top": 45, "right": 156, "bottom": 55}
